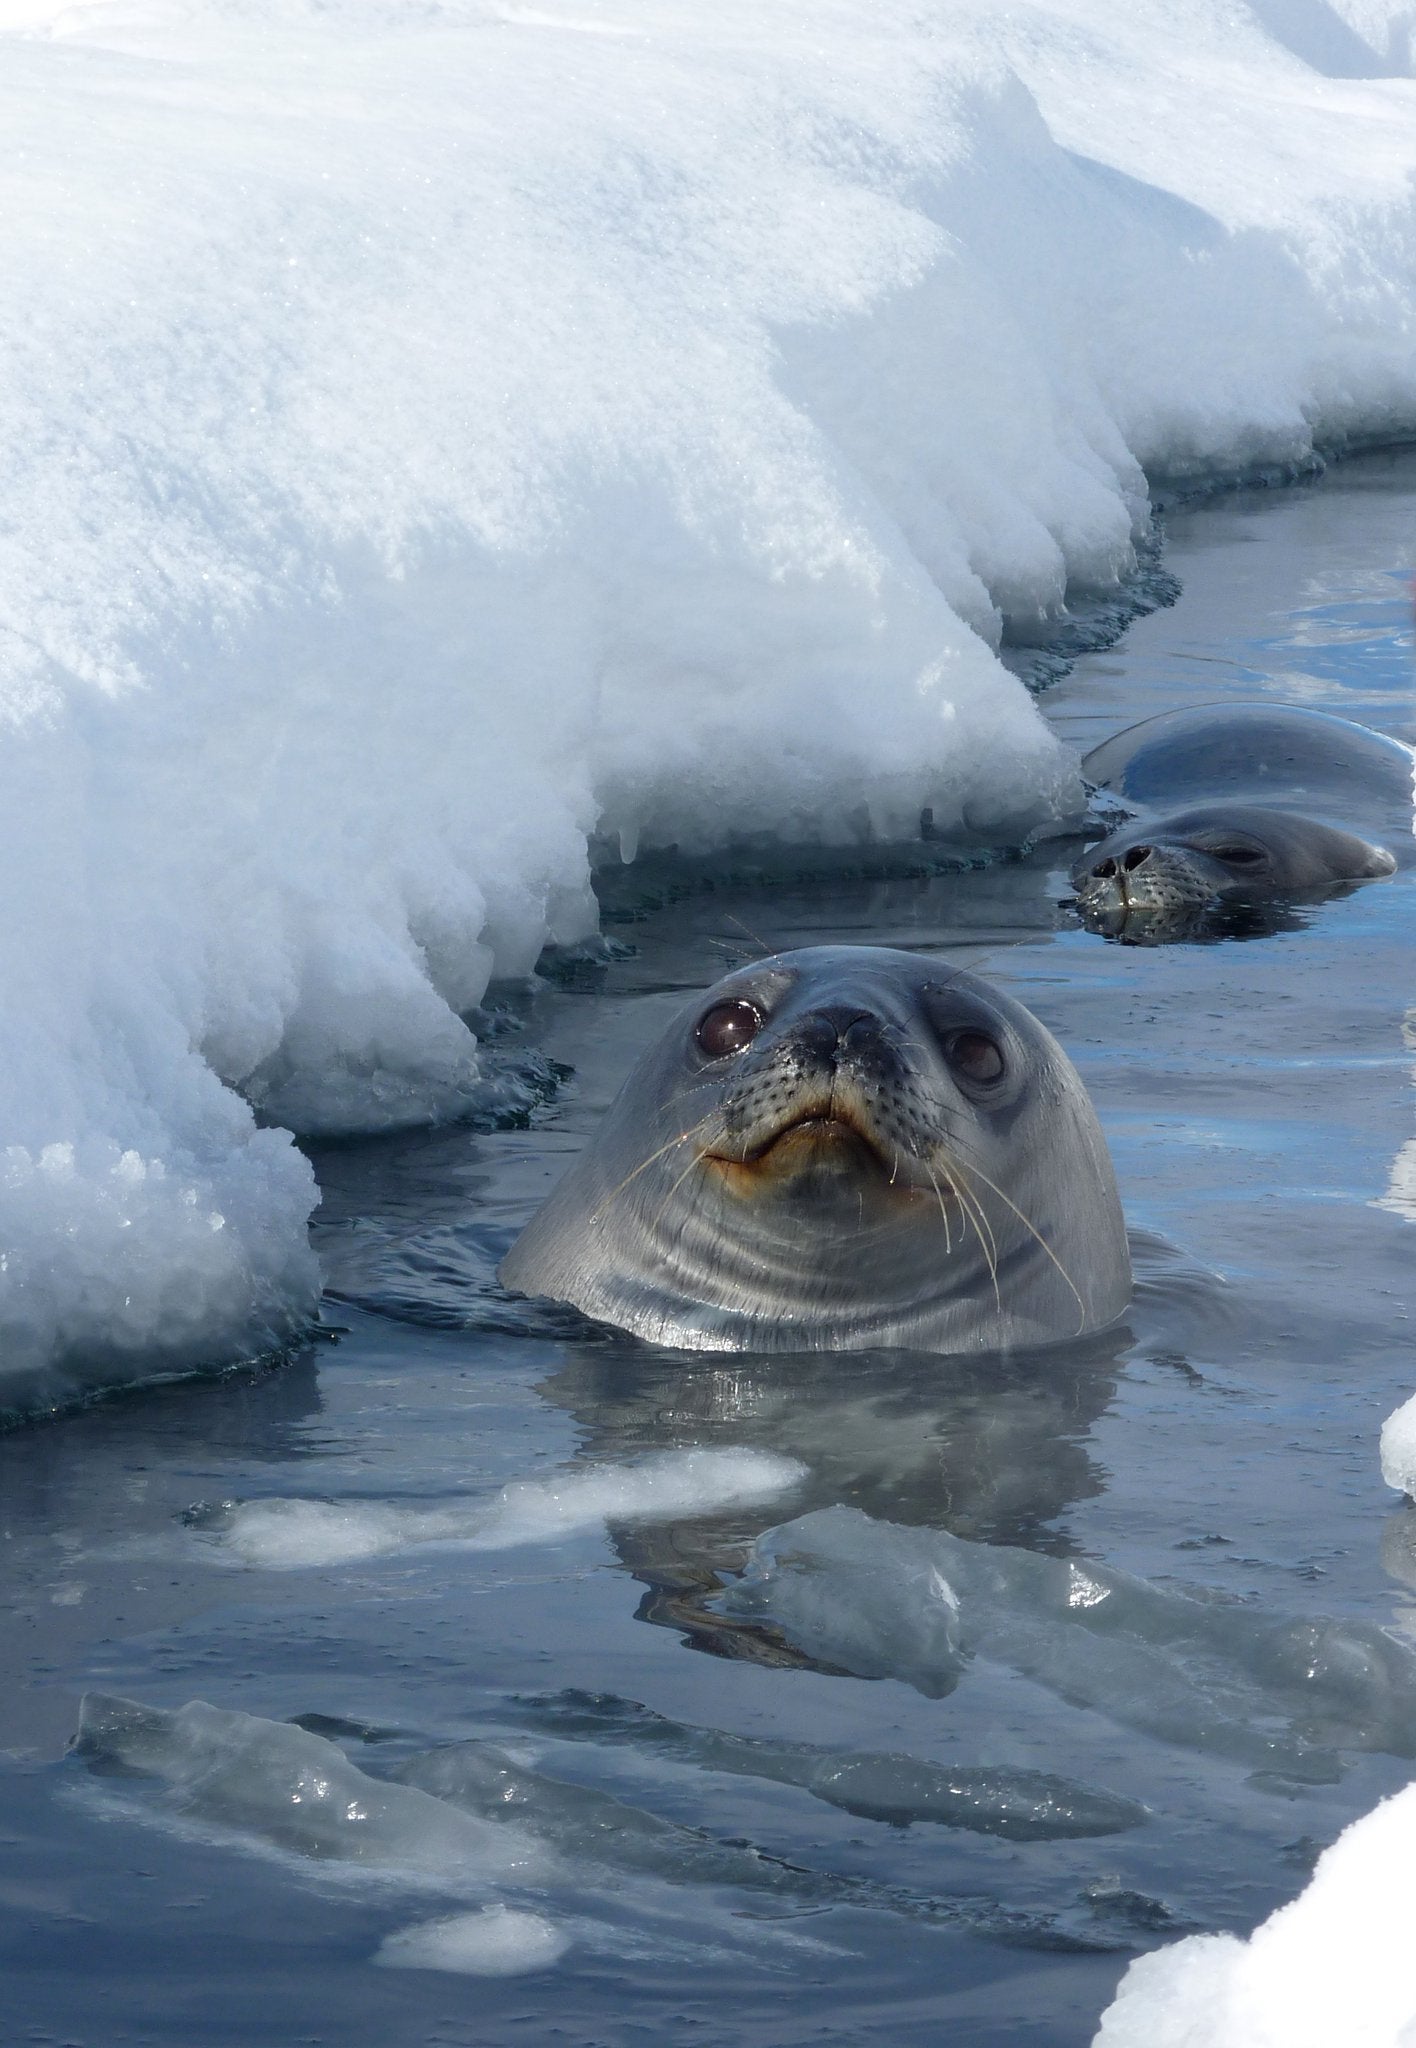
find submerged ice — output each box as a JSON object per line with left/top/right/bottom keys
{"left": 74, "top": 1689, "right": 1087, "bottom": 1966}
{"left": 503, "top": 1688, "right": 1149, "bottom": 1842}
{"left": 726, "top": 1507, "right": 1416, "bottom": 1780}
{"left": 3, "top": 0, "right": 1416, "bottom": 1400}
{"left": 374, "top": 1907, "right": 570, "bottom": 1979}
{"left": 73, "top": 1694, "right": 546, "bottom": 1885}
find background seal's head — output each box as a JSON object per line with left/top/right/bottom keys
{"left": 1072, "top": 804, "right": 1395, "bottom": 943}
{"left": 500, "top": 945, "right": 1131, "bottom": 1354}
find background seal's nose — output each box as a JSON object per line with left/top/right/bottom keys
{"left": 1091, "top": 845, "right": 1153, "bottom": 881}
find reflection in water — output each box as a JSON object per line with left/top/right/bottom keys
{"left": 1073, "top": 882, "right": 1356, "bottom": 948}
{"left": 542, "top": 1329, "right": 1128, "bottom": 1665}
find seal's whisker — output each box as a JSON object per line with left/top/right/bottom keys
{"left": 664, "top": 1076, "right": 734, "bottom": 1103}
{"left": 948, "top": 1155, "right": 999, "bottom": 1274}
{"left": 924, "top": 1162, "right": 953, "bottom": 1257}
{"left": 949, "top": 1165, "right": 1001, "bottom": 1317}
{"left": 947, "top": 1153, "right": 1088, "bottom": 1333}
{"left": 588, "top": 1113, "right": 720, "bottom": 1225}
{"left": 722, "top": 913, "right": 775, "bottom": 958}
{"left": 947, "top": 1155, "right": 1003, "bottom": 1314}
{"left": 928, "top": 1119, "right": 1002, "bottom": 1176}
{"left": 644, "top": 1145, "right": 715, "bottom": 1243}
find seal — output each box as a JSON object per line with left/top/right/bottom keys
{"left": 1072, "top": 803, "right": 1396, "bottom": 942}
{"left": 1071, "top": 703, "right": 1411, "bottom": 942}
{"left": 1080, "top": 702, "right": 1416, "bottom": 825}
{"left": 499, "top": 945, "right": 1131, "bottom": 1355}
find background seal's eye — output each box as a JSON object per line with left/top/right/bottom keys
{"left": 945, "top": 1029, "right": 1005, "bottom": 1087}
{"left": 695, "top": 998, "right": 764, "bottom": 1059}
{"left": 1209, "top": 844, "right": 1265, "bottom": 866}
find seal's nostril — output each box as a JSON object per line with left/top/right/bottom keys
{"left": 796, "top": 1013, "right": 842, "bottom": 1058}
{"left": 841, "top": 1013, "right": 882, "bottom": 1056}
{"left": 796, "top": 1007, "right": 880, "bottom": 1060}
{"left": 1093, "top": 857, "right": 1118, "bottom": 880}
{"left": 1122, "top": 845, "right": 1152, "bottom": 872}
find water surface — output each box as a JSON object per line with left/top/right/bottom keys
{"left": 4, "top": 449, "right": 1416, "bottom": 2047}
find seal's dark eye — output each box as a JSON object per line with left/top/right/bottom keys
{"left": 695, "top": 998, "right": 764, "bottom": 1059}
{"left": 1210, "top": 845, "right": 1265, "bottom": 867}
{"left": 945, "top": 1030, "right": 1005, "bottom": 1087}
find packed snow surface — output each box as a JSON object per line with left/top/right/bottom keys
{"left": 1380, "top": 1391, "right": 1416, "bottom": 1494}
{"left": 4, "top": 0, "right": 1416, "bottom": 1404}
{"left": 1093, "top": 1779, "right": 1416, "bottom": 2048}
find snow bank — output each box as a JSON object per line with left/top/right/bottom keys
{"left": 4, "top": 0, "right": 1416, "bottom": 1406}
{"left": 1381, "top": 1392, "right": 1416, "bottom": 1495}
{"left": 1094, "top": 1390, "right": 1416, "bottom": 2048}
{"left": 1094, "top": 1779, "right": 1416, "bottom": 2048}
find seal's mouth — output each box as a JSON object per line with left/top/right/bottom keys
{"left": 703, "top": 1103, "right": 940, "bottom": 1195}
{"left": 752, "top": 1112, "right": 884, "bottom": 1163}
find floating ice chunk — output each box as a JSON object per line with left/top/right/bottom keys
{"left": 1094, "top": 1780, "right": 1416, "bottom": 2048}
{"left": 375, "top": 1906, "right": 569, "bottom": 1977}
{"left": 74, "top": 1694, "right": 545, "bottom": 1885}
{"left": 725, "top": 1508, "right": 1416, "bottom": 1774}
{"left": 728, "top": 1517, "right": 965, "bottom": 1697}
{"left": 71, "top": 1692, "right": 1136, "bottom": 1951}
{"left": 1380, "top": 1393, "right": 1416, "bottom": 1496}
{"left": 510, "top": 1687, "right": 1147, "bottom": 1840}
{"left": 795, "top": 1754, "right": 1144, "bottom": 1838}
{"left": 398, "top": 1742, "right": 802, "bottom": 1891}
{"left": 206, "top": 1450, "right": 807, "bottom": 1569}
{"left": 497, "top": 1691, "right": 1148, "bottom": 1840}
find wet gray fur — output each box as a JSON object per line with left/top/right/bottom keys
{"left": 499, "top": 945, "right": 1130, "bottom": 1355}
{"left": 1074, "top": 703, "right": 1412, "bottom": 940}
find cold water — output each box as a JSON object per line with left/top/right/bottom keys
{"left": 3, "top": 450, "right": 1416, "bottom": 2047}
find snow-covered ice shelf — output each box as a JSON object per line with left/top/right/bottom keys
{"left": 2, "top": 0, "right": 1415, "bottom": 1405}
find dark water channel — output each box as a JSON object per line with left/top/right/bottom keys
{"left": 3, "top": 451, "right": 1416, "bottom": 2047}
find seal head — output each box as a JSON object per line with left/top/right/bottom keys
{"left": 500, "top": 946, "right": 1130, "bottom": 1354}
{"left": 1072, "top": 803, "right": 1396, "bottom": 942}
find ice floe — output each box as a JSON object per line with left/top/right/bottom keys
{"left": 374, "top": 1906, "right": 570, "bottom": 1977}
{"left": 1380, "top": 1392, "right": 1416, "bottom": 1496}
{"left": 200, "top": 1449, "right": 807, "bottom": 1569}
{"left": 726, "top": 1506, "right": 1416, "bottom": 1778}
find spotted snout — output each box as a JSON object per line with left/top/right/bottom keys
{"left": 708, "top": 1003, "right": 938, "bottom": 1183}
{"left": 1073, "top": 831, "right": 1221, "bottom": 929}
